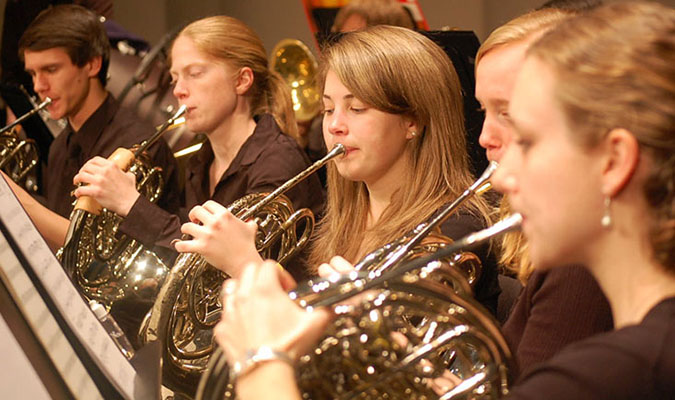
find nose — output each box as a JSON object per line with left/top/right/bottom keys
{"left": 325, "top": 108, "right": 347, "bottom": 137}
{"left": 478, "top": 115, "right": 503, "bottom": 161}
{"left": 490, "top": 144, "right": 518, "bottom": 196}
{"left": 32, "top": 73, "right": 49, "bottom": 94}
{"left": 173, "top": 77, "right": 187, "bottom": 100}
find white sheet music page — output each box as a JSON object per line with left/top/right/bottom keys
{"left": 0, "top": 176, "right": 136, "bottom": 399}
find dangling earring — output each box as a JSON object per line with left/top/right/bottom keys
{"left": 601, "top": 196, "right": 612, "bottom": 229}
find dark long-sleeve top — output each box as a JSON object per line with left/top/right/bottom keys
{"left": 44, "top": 93, "right": 179, "bottom": 218}
{"left": 506, "top": 296, "right": 675, "bottom": 400}
{"left": 502, "top": 266, "right": 614, "bottom": 379}
{"left": 119, "top": 114, "right": 324, "bottom": 277}
{"left": 440, "top": 211, "right": 501, "bottom": 317}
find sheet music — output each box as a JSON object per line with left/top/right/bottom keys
{"left": 0, "top": 303, "right": 51, "bottom": 399}
{"left": 0, "top": 176, "right": 136, "bottom": 399}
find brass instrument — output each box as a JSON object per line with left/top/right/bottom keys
{"left": 58, "top": 105, "right": 187, "bottom": 313}
{"left": 138, "top": 144, "right": 345, "bottom": 395}
{"left": 0, "top": 97, "right": 52, "bottom": 191}
{"left": 270, "top": 39, "right": 321, "bottom": 123}
{"left": 354, "top": 161, "right": 498, "bottom": 290}
{"left": 197, "top": 214, "right": 523, "bottom": 400}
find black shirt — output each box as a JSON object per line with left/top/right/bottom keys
{"left": 44, "top": 93, "right": 179, "bottom": 218}
{"left": 506, "top": 296, "right": 675, "bottom": 400}
{"left": 119, "top": 113, "right": 325, "bottom": 278}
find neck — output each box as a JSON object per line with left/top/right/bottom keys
{"left": 68, "top": 80, "right": 107, "bottom": 131}
{"left": 207, "top": 111, "right": 257, "bottom": 194}
{"left": 364, "top": 160, "right": 409, "bottom": 227}
{"left": 588, "top": 201, "right": 675, "bottom": 328}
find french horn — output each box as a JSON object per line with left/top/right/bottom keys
{"left": 353, "top": 161, "right": 498, "bottom": 295}
{"left": 197, "top": 214, "right": 523, "bottom": 400}
{"left": 58, "top": 105, "right": 186, "bottom": 318}
{"left": 138, "top": 144, "right": 345, "bottom": 395}
{"left": 0, "top": 97, "right": 51, "bottom": 192}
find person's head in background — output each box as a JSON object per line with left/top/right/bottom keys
{"left": 474, "top": 8, "right": 573, "bottom": 281}
{"left": 170, "top": 15, "right": 298, "bottom": 140}
{"left": 18, "top": 4, "right": 110, "bottom": 128}
{"left": 331, "top": 0, "right": 415, "bottom": 33}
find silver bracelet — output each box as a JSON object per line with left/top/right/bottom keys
{"left": 230, "top": 346, "right": 294, "bottom": 382}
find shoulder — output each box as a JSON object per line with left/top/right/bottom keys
{"left": 439, "top": 211, "right": 485, "bottom": 241}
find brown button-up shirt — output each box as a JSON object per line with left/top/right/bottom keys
{"left": 120, "top": 114, "right": 325, "bottom": 277}
{"left": 44, "top": 93, "right": 180, "bottom": 218}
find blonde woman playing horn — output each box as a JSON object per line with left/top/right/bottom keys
{"left": 73, "top": 16, "right": 323, "bottom": 280}
{"left": 177, "top": 25, "right": 500, "bottom": 314}
{"left": 475, "top": 7, "right": 612, "bottom": 379}
{"left": 214, "top": 2, "right": 675, "bottom": 399}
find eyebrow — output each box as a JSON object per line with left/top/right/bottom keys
{"left": 322, "top": 93, "right": 355, "bottom": 101}
{"left": 169, "top": 62, "right": 208, "bottom": 75}
{"left": 25, "top": 62, "right": 60, "bottom": 73}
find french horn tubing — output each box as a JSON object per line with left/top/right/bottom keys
{"left": 58, "top": 105, "right": 186, "bottom": 315}
{"left": 0, "top": 97, "right": 52, "bottom": 135}
{"left": 197, "top": 214, "right": 523, "bottom": 400}
{"left": 138, "top": 143, "right": 345, "bottom": 395}
{"left": 0, "top": 97, "right": 52, "bottom": 191}
{"left": 353, "top": 160, "right": 498, "bottom": 293}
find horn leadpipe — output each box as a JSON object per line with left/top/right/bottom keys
{"left": 240, "top": 143, "right": 345, "bottom": 220}
{"left": 354, "top": 160, "right": 499, "bottom": 275}
{"left": 134, "top": 104, "right": 187, "bottom": 157}
{"left": 302, "top": 213, "right": 522, "bottom": 309}
{"left": 0, "top": 97, "right": 52, "bottom": 135}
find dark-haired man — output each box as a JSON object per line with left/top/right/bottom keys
{"left": 19, "top": 4, "right": 179, "bottom": 219}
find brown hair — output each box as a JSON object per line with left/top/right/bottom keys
{"left": 476, "top": 8, "right": 572, "bottom": 282}
{"left": 308, "top": 26, "right": 492, "bottom": 269}
{"left": 18, "top": 4, "right": 110, "bottom": 86}
{"left": 176, "top": 16, "right": 298, "bottom": 139}
{"left": 529, "top": 1, "right": 675, "bottom": 271}
{"left": 331, "top": 0, "right": 415, "bottom": 32}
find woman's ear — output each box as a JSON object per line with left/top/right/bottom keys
{"left": 235, "top": 67, "right": 254, "bottom": 95}
{"left": 601, "top": 128, "right": 640, "bottom": 197}
{"left": 404, "top": 119, "right": 420, "bottom": 140}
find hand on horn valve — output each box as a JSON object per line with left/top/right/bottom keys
{"left": 73, "top": 156, "right": 139, "bottom": 217}
{"left": 175, "top": 200, "right": 263, "bottom": 278}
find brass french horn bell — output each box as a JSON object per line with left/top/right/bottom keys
{"left": 270, "top": 39, "right": 321, "bottom": 123}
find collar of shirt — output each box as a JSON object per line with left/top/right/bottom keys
{"left": 187, "top": 113, "right": 282, "bottom": 185}
{"left": 64, "top": 92, "right": 118, "bottom": 157}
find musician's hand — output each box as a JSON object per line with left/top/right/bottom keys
{"left": 73, "top": 157, "right": 139, "bottom": 217}
{"left": 317, "top": 256, "right": 355, "bottom": 278}
{"left": 175, "top": 200, "right": 262, "bottom": 278}
{"left": 214, "top": 260, "right": 332, "bottom": 364}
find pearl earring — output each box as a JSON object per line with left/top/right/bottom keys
{"left": 601, "top": 196, "right": 612, "bottom": 228}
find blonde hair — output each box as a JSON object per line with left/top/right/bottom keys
{"left": 308, "top": 26, "right": 492, "bottom": 269}
{"left": 529, "top": 1, "right": 675, "bottom": 272}
{"left": 331, "top": 0, "right": 415, "bottom": 32}
{"left": 176, "top": 16, "right": 298, "bottom": 139}
{"left": 476, "top": 8, "right": 572, "bottom": 283}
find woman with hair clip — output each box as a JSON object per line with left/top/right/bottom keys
{"left": 211, "top": 2, "right": 675, "bottom": 399}
{"left": 475, "top": 6, "right": 612, "bottom": 379}
{"left": 73, "top": 15, "right": 323, "bottom": 279}
{"left": 176, "top": 25, "right": 501, "bottom": 314}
